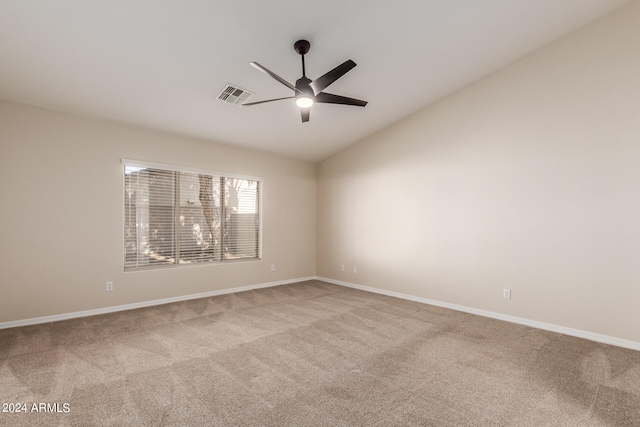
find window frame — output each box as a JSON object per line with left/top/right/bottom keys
{"left": 122, "top": 159, "right": 263, "bottom": 271}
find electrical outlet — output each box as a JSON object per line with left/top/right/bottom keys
{"left": 503, "top": 288, "right": 511, "bottom": 299}
{"left": 106, "top": 281, "right": 113, "bottom": 292}
{"left": 270, "top": 264, "right": 276, "bottom": 271}
{"left": 341, "top": 264, "right": 345, "bottom": 271}
{"left": 353, "top": 266, "right": 358, "bottom": 274}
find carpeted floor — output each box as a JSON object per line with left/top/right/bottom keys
{"left": 0, "top": 280, "right": 639, "bottom": 426}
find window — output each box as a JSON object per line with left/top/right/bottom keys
{"left": 123, "top": 160, "right": 261, "bottom": 271}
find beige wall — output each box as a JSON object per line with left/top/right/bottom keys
{"left": 318, "top": 2, "right": 640, "bottom": 343}
{"left": 0, "top": 100, "right": 316, "bottom": 323}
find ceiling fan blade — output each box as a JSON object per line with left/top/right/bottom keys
{"left": 241, "top": 96, "right": 294, "bottom": 107}
{"left": 309, "top": 60, "right": 357, "bottom": 95}
{"left": 301, "top": 108, "right": 310, "bottom": 123}
{"left": 250, "top": 62, "right": 301, "bottom": 93}
{"left": 315, "top": 92, "right": 368, "bottom": 107}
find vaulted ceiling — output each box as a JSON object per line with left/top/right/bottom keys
{"left": 0, "top": 0, "right": 632, "bottom": 162}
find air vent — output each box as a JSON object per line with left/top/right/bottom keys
{"left": 217, "top": 84, "right": 253, "bottom": 105}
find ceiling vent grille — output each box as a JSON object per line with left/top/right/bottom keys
{"left": 217, "top": 84, "right": 253, "bottom": 105}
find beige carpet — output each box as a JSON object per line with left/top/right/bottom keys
{"left": 0, "top": 280, "right": 639, "bottom": 426}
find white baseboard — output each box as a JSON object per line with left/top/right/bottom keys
{"left": 0, "top": 276, "right": 316, "bottom": 330}
{"left": 317, "top": 276, "right": 640, "bottom": 352}
{"left": 4, "top": 275, "right": 639, "bottom": 352}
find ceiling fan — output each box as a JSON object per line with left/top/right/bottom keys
{"left": 242, "top": 39, "right": 367, "bottom": 123}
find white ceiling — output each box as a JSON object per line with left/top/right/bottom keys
{"left": 0, "top": 0, "right": 632, "bottom": 162}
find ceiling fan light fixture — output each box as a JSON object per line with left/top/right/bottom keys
{"left": 296, "top": 96, "right": 314, "bottom": 108}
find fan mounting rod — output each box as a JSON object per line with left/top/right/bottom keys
{"left": 294, "top": 40, "right": 310, "bottom": 77}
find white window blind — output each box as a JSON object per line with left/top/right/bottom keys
{"left": 124, "top": 161, "right": 261, "bottom": 271}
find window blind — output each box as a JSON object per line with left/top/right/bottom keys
{"left": 124, "top": 161, "right": 261, "bottom": 271}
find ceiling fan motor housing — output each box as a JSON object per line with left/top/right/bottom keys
{"left": 296, "top": 77, "right": 314, "bottom": 97}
